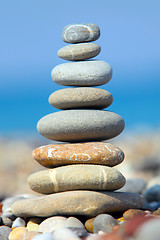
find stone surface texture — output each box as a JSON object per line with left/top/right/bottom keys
{"left": 28, "top": 165, "right": 126, "bottom": 194}
{"left": 11, "top": 191, "right": 144, "bottom": 218}
{"left": 32, "top": 142, "right": 125, "bottom": 168}
{"left": 49, "top": 87, "right": 113, "bottom": 110}
{"left": 51, "top": 61, "right": 112, "bottom": 86}
{"left": 37, "top": 110, "right": 125, "bottom": 142}
{"left": 58, "top": 43, "right": 101, "bottom": 61}
{"left": 62, "top": 23, "right": 100, "bottom": 43}
{"left": 93, "top": 214, "right": 118, "bottom": 233}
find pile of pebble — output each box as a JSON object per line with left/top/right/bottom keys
{"left": 1, "top": 23, "right": 160, "bottom": 239}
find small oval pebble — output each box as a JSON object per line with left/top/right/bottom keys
{"left": 1, "top": 216, "right": 12, "bottom": 227}
{"left": 51, "top": 61, "right": 112, "bottom": 86}
{"left": 93, "top": 214, "right": 118, "bottom": 233}
{"left": 32, "top": 233, "right": 53, "bottom": 240}
{"left": 32, "top": 142, "right": 124, "bottom": 168}
{"left": 52, "top": 227, "right": 81, "bottom": 240}
{"left": 12, "top": 217, "right": 25, "bottom": 228}
{"left": 26, "top": 217, "right": 42, "bottom": 232}
{"left": 123, "top": 209, "right": 146, "bottom": 220}
{"left": 85, "top": 218, "right": 95, "bottom": 233}
{"left": 0, "top": 226, "right": 12, "bottom": 240}
{"left": 49, "top": 87, "right": 113, "bottom": 110}
{"left": 8, "top": 227, "right": 27, "bottom": 240}
{"left": 28, "top": 165, "right": 126, "bottom": 194}
{"left": 66, "top": 217, "right": 84, "bottom": 229}
{"left": 37, "top": 110, "right": 125, "bottom": 142}
{"left": 117, "top": 178, "right": 147, "bottom": 194}
{"left": 58, "top": 43, "right": 101, "bottom": 61}
{"left": 38, "top": 216, "right": 67, "bottom": 233}
{"left": 62, "top": 23, "right": 100, "bottom": 43}
{"left": 143, "top": 185, "right": 160, "bottom": 202}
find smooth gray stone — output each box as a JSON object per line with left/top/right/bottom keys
{"left": 32, "top": 233, "right": 53, "bottom": 240}
{"left": 143, "top": 185, "right": 160, "bottom": 202}
{"left": 11, "top": 191, "right": 144, "bottom": 218}
{"left": 52, "top": 227, "right": 80, "bottom": 240}
{"left": 12, "top": 217, "right": 26, "bottom": 228}
{"left": 116, "top": 178, "right": 147, "bottom": 194}
{"left": 28, "top": 165, "right": 126, "bottom": 194}
{"left": 37, "top": 110, "right": 125, "bottom": 142}
{"left": 1, "top": 216, "right": 12, "bottom": 227}
{"left": 93, "top": 214, "right": 118, "bottom": 233}
{"left": 51, "top": 61, "right": 112, "bottom": 86}
{"left": 0, "top": 226, "right": 11, "bottom": 240}
{"left": 66, "top": 217, "right": 84, "bottom": 229}
{"left": 134, "top": 218, "right": 160, "bottom": 240}
{"left": 49, "top": 87, "right": 113, "bottom": 110}
{"left": 38, "top": 216, "right": 67, "bottom": 233}
{"left": 58, "top": 43, "right": 101, "bottom": 61}
{"left": 62, "top": 23, "right": 100, "bottom": 43}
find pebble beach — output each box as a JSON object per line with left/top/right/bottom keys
{"left": 1, "top": 23, "right": 160, "bottom": 240}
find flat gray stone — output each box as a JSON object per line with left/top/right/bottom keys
{"left": 11, "top": 191, "right": 144, "bottom": 218}
{"left": 49, "top": 87, "right": 113, "bottom": 110}
{"left": 58, "top": 43, "right": 101, "bottom": 61}
{"left": 37, "top": 110, "right": 125, "bottom": 142}
{"left": 51, "top": 61, "right": 112, "bottom": 86}
{"left": 28, "top": 165, "right": 126, "bottom": 194}
{"left": 62, "top": 23, "right": 100, "bottom": 43}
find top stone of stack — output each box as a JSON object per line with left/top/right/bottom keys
{"left": 62, "top": 23, "right": 100, "bottom": 43}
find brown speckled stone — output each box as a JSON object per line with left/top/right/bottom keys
{"left": 49, "top": 87, "right": 113, "bottom": 110}
{"left": 58, "top": 43, "right": 101, "bottom": 61}
{"left": 28, "top": 165, "right": 126, "bottom": 194}
{"left": 11, "top": 191, "right": 144, "bottom": 218}
{"left": 32, "top": 142, "right": 125, "bottom": 168}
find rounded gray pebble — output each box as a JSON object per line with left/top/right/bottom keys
{"left": 1, "top": 216, "right": 12, "bottom": 227}
{"left": 48, "top": 87, "right": 113, "bottom": 110}
{"left": 37, "top": 110, "right": 125, "bottom": 142}
{"left": 51, "top": 60, "right": 112, "bottom": 86}
{"left": 62, "top": 23, "right": 100, "bottom": 43}
{"left": 58, "top": 43, "right": 101, "bottom": 61}
{"left": 66, "top": 217, "right": 84, "bottom": 229}
{"left": 12, "top": 217, "right": 26, "bottom": 228}
{"left": 143, "top": 185, "right": 160, "bottom": 202}
{"left": 33, "top": 233, "right": 53, "bottom": 240}
{"left": 0, "top": 226, "right": 11, "bottom": 240}
{"left": 117, "top": 178, "right": 147, "bottom": 194}
{"left": 52, "top": 227, "right": 81, "bottom": 240}
{"left": 93, "top": 214, "right": 118, "bottom": 233}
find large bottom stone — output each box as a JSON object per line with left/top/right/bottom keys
{"left": 11, "top": 191, "right": 144, "bottom": 218}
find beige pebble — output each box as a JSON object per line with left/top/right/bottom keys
{"left": 28, "top": 165, "right": 126, "bottom": 194}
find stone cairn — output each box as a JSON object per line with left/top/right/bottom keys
{"left": 11, "top": 24, "right": 143, "bottom": 220}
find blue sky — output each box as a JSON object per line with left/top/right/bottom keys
{"left": 0, "top": 0, "right": 160, "bottom": 135}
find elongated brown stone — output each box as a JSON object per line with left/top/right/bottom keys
{"left": 11, "top": 191, "right": 144, "bottom": 218}
{"left": 32, "top": 142, "right": 125, "bottom": 168}
{"left": 28, "top": 165, "right": 126, "bottom": 194}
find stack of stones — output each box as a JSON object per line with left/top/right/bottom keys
{"left": 11, "top": 24, "right": 143, "bottom": 219}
